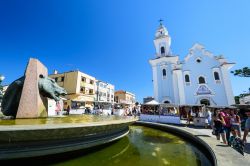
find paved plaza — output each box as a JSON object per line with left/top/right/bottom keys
{"left": 181, "top": 124, "right": 250, "bottom": 165}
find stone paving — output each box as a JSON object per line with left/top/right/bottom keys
{"left": 179, "top": 124, "right": 250, "bottom": 166}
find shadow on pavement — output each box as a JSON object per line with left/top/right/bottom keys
{"left": 216, "top": 144, "right": 228, "bottom": 147}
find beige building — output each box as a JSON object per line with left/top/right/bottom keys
{"left": 114, "top": 90, "right": 136, "bottom": 107}
{"left": 49, "top": 70, "right": 96, "bottom": 110}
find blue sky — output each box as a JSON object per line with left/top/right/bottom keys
{"left": 0, "top": 0, "right": 249, "bottom": 102}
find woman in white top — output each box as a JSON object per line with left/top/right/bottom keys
{"left": 230, "top": 109, "right": 241, "bottom": 138}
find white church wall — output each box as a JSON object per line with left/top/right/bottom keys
{"left": 155, "top": 62, "right": 175, "bottom": 103}
{"left": 150, "top": 23, "right": 235, "bottom": 106}
{"left": 182, "top": 46, "right": 229, "bottom": 106}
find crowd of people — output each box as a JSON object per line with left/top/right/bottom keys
{"left": 208, "top": 107, "right": 250, "bottom": 145}
{"left": 124, "top": 106, "right": 140, "bottom": 116}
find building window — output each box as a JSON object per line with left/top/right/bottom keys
{"left": 185, "top": 74, "right": 190, "bottom": 83}
{"left": 161, "top": 46, "right": 165, "bottom": 55}
{"left": 81, "top": 77, "right": 86, "bottom": 82}
{"left": 90, "top": 80, "right": 94, "bottom": 85}
{"left": 89, "top": 89, "right": 93, "bottom": 94}
{"left": 162, "top": 69, "right": 166, "bottom": 77}
{"left": 80, "top": 87, "right": 85, "bottom": 94}
{"left": 115, "top": 96, "right": 118, "bottom": 102}
{"left": 196, "top": 58, "right": 202, "bottom": 63}
{"left": 199, "top": 76, "right": 206, "bottom": 84}
{"left": 214, "top": 72, "right": 220, "bottom": 80}
{"left": 61, "top": 77, "right": 64, "bottom": 82}
{"left": 54, "top": 77, "right": 58, "bottom": 82}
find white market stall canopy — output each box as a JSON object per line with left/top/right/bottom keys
{"left": 144, "top": 100, "right": 159, "bottom": 105}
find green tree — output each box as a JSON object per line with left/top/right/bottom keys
{"left": 231, "top": 67, "right": 249, "bottom": 104}
{"left": 234, "top": 96, "right": 240, "bottom": 104}
{"left": 0, "top": 75, "right": 5, "bottom": 101}
{"left": 231, "top": 67, "right": 250, "bottom": 77}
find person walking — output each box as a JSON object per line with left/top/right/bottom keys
{"left": 222, "top": 107, "right": 232, "bottom": 144}
{"left": 213, "top": 110, "right": 227, "bottom": 144}
{"left": 243, "top": 109, "right": 250, "bottom": 144}
{"left": 55, "top": 102, "right": 61, "bottom": 115}
{"left": 205, "top": 108, "right": 212, "bottom": 128}
{"left": 230, "top": 109, "right": 241, "bottom": 138}
{"left": 186, "top": 108, "right": 192, "bottom": 125}
{"left": 66, "top": 105, "right": 70, "bottom": 115}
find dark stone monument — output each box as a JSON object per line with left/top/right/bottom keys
{"left": 1, "top": 58, "right": 67, "bottom": 118}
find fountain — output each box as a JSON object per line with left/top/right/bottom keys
{"left": 0, "top": 58, "right": 214, "bottom": 166}
{"left": 0, "top": 58, "right": 137, "bottom": 160}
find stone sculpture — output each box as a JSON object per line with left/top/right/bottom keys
{"left": 1, "top": 77, "right": 25, "bottom": 117}
{"left": 1, "top": 75, "right": 67, "bottom": 117}
{"left": 1, "top": 58, "right": 67, "bottom": 118}
{"left": 38, "top": 74, "right": 67, "bottom": 102}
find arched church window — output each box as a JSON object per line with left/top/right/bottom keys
{"left": 185, "top": 74, "right": 190, "bottom": 83}
{"left": 162, "top": 69, "right": 166, "bottom": 77}
{"left": 199, "top": 76, "right": 206, "bottom": 84}
{"left": 161, "top": 46, "right": 165, "bottom": 55}
{"left": 214, "top": 72, "right": 220, "bottom": 80}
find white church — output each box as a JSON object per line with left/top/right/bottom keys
{"left": 149, "top": 23, "right": 235, "bottom": 106}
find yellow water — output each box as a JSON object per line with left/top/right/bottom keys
{"left": 53, "top": 126, "right": 212, "bottom": 166}
{"left": 0, "top": 115, "right": 127, "bottom": 125}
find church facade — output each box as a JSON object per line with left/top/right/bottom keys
{"left": 149, "top": 23, "right": 235, "bottom": 106}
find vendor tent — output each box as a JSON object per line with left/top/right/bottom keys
{"left": 144, "top": 100, "right": 159, "bottom": 105}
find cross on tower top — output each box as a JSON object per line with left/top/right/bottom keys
{"left": 159, "top": 19, "right": 163, "bottom": 25}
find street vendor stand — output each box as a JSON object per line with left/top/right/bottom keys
{"left": 179, "top": 104, "right": 206, "bottom": 126}
{"left": 140, "top": 101, "right": 181, "bottom": 124}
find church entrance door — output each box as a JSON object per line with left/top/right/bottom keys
{"left": 163, "top": 100, "right": 170, "bottom": 104}
{"left": 200, "top": 99, "right": 210, "bottom": 106}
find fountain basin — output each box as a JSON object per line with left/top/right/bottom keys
{"left": 135, "top": 121, "right": 216, "bottom": 166}
{"left": 0, "top": 115, "right": 138, "bottom": 160}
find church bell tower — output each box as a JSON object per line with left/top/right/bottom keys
{"left": 154, "top": 21, "right": 171, "bottom": 57}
